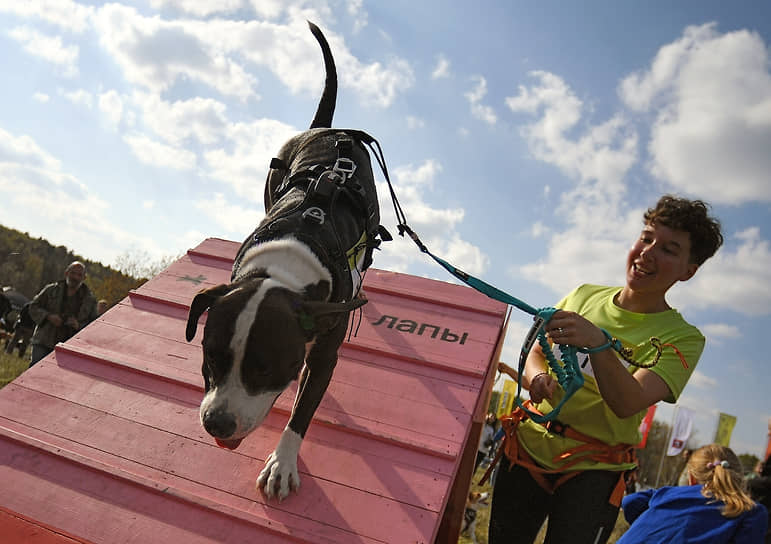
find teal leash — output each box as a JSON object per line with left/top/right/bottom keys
{"left": 398, "top": 224, "right": 625, "bottom": 423}
{"left": 358, "top": 137, "right": 624, "bottom": 422}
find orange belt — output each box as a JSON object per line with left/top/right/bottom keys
{"left": 480, "top": 401, "right": 635, "bottom": 507}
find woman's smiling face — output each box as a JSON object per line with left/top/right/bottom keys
{"left": 625, "top": 222, "right": 699, "bottom": 299}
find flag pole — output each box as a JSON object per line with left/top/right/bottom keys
{"left": 655, "top": 404, "right": 678, "bottom": 487}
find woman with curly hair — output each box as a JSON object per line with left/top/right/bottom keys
{"left": 488, "top": 196, "right": 724, "bottom": 544}
{"left": 619, "top": 444, "right": 768, "bottom": 543}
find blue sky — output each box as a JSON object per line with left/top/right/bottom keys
{"left": 1, "top": 1, "right": 769, "bottom": 458}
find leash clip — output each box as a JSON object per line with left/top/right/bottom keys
{"left": 302, "top": 206, "right": 326, "bottom": 225}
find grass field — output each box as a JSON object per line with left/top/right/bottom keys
{"left": 458, "top": 464, "right": 630, "bottom": 543}
{"left": 0, "top": 348, "right": 28, "bottom": 389}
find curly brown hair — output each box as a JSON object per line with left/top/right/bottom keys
{"left": 644, "top": 195, "right": 723, "bottom": 266}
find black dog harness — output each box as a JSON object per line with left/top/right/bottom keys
{"left": 232, "top": 131, "right": 391, "bottom": 302}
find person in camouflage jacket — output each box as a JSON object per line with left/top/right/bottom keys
{"left": 28, "top": 261, "right": 96, "bottom": 366}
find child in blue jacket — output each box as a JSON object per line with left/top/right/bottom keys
{"left": 620, "top": 444, "right": 767, "bottom": 543}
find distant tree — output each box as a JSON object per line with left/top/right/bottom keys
{"left": 88, "top": 273, "right": 144, "bottom": 307}
{"left": 0, "top": 224, "right": 146, "bottom": 308}
{"left": 635, "top": 419, "right": 700, "bottom": 487}
{"left": 738, "top": 453, "right": 760, "bottom": 475}
{"left": 488, "top": 390, "right": 501, "bottom": 415}
{"left": 113, "top": 249, "right": 180, "bottom": 280}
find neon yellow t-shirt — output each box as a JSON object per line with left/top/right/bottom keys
{"left": 517, "top": 284, "right": 704, "bottom": 472}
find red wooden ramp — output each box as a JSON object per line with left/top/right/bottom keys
{"left": 0, "top": 238, "right": 507, "bottom": 543}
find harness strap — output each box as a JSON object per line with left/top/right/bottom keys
{"left": 480, "top": 402, "right": 635, "bottom": 508}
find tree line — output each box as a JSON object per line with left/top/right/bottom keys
{"left": 0, "top": 224, "right": 175, "bottom": 309}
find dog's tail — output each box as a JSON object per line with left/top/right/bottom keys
{"left": 308, "top": 21, "right": 337, "bottom": 129}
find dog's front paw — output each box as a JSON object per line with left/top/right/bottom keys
{"left": 257, "top": 451, "right": 300, "bottom": 501}
{"left": 256, "top": 428, "right": 303, "bottom": 501}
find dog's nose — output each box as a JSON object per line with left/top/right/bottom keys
{"left": 202, "top": 408, "right": 237, "bottom": 438}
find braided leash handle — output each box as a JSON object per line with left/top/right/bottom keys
{"left": 515, "top": 308, "right": 585, "bottom": 423}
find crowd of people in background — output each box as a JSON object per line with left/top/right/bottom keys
{"left": 1, "top": 261, "right": 108, "bottom": 365}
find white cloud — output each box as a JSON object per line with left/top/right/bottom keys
{"left": 123, "top": 133, "right": 197, "bottom": 171}
{"left": 465, "top": 76, "right": 497, "bottom": 125}
{"left": 149, "top": 0, "right": 245, "bottom": 17}
{"left": 699, "top": 323, "right": 742, "bottom": 347}
{"left": 685, "top": 370, "right": 718, "bottom": 389}
{"left": 92, "top": 4, "right": 258, "bottom": 100}
{"left": 132, "top": 92, "right": 229, "bottom": 146}
{"left": 194, "top": 193, "right": 263, "bottom": 235}
{"left": 0, "top": 1, "right": 94, "bottom": 33}
{"left": 33, "top": 92, "right": 50, "bottom": 103}
{"left": 530, "top": 221, "right": 548, "bottom": 238}
{"left": 505, "top": 71, "right": 640, "bottom": 293}
{"left": 432, "top": 54, "right": 450, "bottom": 79}
{"left": 376, "top": 159, "right": 489, "bottom": 275}
{"left": 620, "top": 23, "right": 771, "bottom": 205}
{"left": 700, "top": 323, "right": 741, "bottom": 341}
{"left": 506, "top": 71, "right": 638, "bottom": 197}
{"left": 0, "top": 127, "right": 61, "bottom": 172}
{"left": 61, "top": 88, "right": 93, "bottom": 108}
{"left": 90, "top": 7, "right": 412, "bottom": 108}
{"left": 675, "top": 227, "right": 771, "bottom": 316}
{"left": 0, "top": 128, "right": 164, "bottom": 264}
{"left": 98, "top": 90, "right": 124, "bottom": 130}
{"left": 406, "top": 116, "right": 425, "bottom": 130}
{"left": 8, "top": 26, "right": 79, "bottom": 77}
{"left": 203, "top": 118, "right": 297, "bottom": 201}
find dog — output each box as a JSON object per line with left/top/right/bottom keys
{"left": 461, "top": 491, "right": 490, "bottom": 544}
{"left": 185, "top": 22, "right": 388, "bottom": 501}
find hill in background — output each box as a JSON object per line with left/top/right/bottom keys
{"left": 1, "top": 224, "right": 148, "bottom": 308}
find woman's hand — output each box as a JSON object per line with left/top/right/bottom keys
{"left": 529, "top": 372, "right": 556, "bottom": 403}
{"left": 545, "top": 310, "right": 607, "bottom": 349}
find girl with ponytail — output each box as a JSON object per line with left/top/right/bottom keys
{"left": 618, "top": 444, "right": 767, "bottom": 543}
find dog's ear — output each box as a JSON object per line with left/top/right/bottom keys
{"left": 185, "top": 284, "right": 232, "bottom": 341}
{"left": 297, "top": 297, "right": 368, "bottom": 333}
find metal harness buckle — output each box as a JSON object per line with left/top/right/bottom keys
{"left": 333, "top": 158, "right": 356, "bottom": 178}
{"left": 302, "top": 206, "right": 325, "bottom": 225}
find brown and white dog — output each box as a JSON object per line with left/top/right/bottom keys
{"left": 185, "top": 22, "right": 387, "bottom": 501}
{"left": 461, "top": 491, "right": 490, "bottom": 544}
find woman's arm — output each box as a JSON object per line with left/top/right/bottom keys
{"left": 523, "top": 342, "right": 557, "bottom": 404}
{"left": 546, "top": 311, "right": 670, "bottom": 418}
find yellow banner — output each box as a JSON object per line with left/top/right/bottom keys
{"left": 497, "top": 379, "right": 517, "bottom": 418}
{"left": 714, "top": 412, "right": 737, "bottom": 447}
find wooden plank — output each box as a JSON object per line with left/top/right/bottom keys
{"left": 363, "top": 268, "right": 506, "bottom": 316}
{"left": 0, "top": 429, "right": 350, "bottom": 544}
{"left": 1, "top": 376, "right": 454, "bottom": 510}
{"left": 0, "top": 412, "right": 437, "bottom": 543}
{"left": 39, "top": 345, "right": 465, "bottom": 460}
{"left": 0, "top": 507, "right": 91, "bottom": 544}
